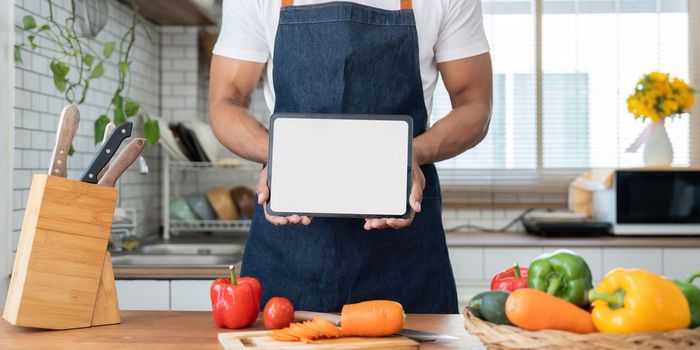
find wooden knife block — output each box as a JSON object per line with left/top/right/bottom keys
{"left": 3, "top": 175, "right": 121, "bottom": 329}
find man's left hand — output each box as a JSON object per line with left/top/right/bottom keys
{"left": 364, "top": 157, "right": 424, "bottom": 230}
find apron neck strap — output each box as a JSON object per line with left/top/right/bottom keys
{"left": 281, "top": 0, "right": 413, "bottom": 10}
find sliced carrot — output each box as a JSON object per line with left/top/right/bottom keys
{"left": 297, "top": 321, "right": 321, "bottom": 338}
{"left": 277, "top": 328, "right": 301, "bottom": 340}
{"left": 312, "top": 317, "right": 341, "bottom": 338}
{"left": 289, "top": 323, "right": 317, "bottom": 339}
{"left": 270, "top": 331, "right": 297, "bottom": 342}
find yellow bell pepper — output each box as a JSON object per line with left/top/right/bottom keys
{"left": 588, "top": 268, "right": 690, "bottom": 333}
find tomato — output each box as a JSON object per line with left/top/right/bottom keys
{"left": 263, "top": 297, "right": 295, "bottom": 330}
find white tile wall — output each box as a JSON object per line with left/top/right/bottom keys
{"left": 12, "top": 0, "right": 161, "bottom": 250}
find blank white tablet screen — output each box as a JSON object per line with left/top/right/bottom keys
{"left": 269, "top": 116, "right": 409, "bottom": 216}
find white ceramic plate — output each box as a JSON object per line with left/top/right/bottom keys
{"left": 150, "top": 116, "right": 189, "bottom": 161}
{"left": 186, "top": 120, "right": 222, "bottom": 163}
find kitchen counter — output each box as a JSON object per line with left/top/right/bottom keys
{"left": 445, "top": 231, "right": 700, "bottom": 248}
{"left": 112, "top": 231, "right": 700, "bottom": 279}
{"left": 0, "top": 311, "right": 482, "bottom": 350}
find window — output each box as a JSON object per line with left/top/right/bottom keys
{"left": 432, "top": 0, "right": 693, "bottom": 188}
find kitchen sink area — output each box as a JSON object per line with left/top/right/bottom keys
{"left": 111, "top": 236, "right": 246, "bottom": 268}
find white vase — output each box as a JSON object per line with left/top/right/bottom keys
{"left": 643, "top": 120, "right": 673, "bottom": 166}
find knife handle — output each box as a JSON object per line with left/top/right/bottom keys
{"left": 96, "top": 122, "right": 116, "bottom": 181}
{"left": 48, "top": 105, "right": 80, "bottom": 177}
{"left": 98, "top": 138, "right": 146, "bottom": 187}
{"left": 81, "top": 121, "right": 133, "bottom": 183}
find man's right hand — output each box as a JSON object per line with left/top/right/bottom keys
{"left": 256, "top": 165, "right": 313, "bottom": 226}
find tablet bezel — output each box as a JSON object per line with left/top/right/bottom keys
{"left": 266, "top": 113, "right": 413, "bottom": 219}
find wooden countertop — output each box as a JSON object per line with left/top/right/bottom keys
{"left": 445, "top": 231, "right": 700, "bottom": 248}
{"left": 0, "top": 311, "right": 482, "bottom": 350}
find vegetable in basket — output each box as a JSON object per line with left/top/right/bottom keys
{"left": 588, "top": 268, "right": 690, "bottom": 333}
{"left": 468, "top": 291, "right": 511, "bottom": 325}
{"left": 491, "top": 263, "right": 528, "bottom": 292}
{"left": 672, "top": 271, "right": 700, "bottom": 329}
{"left": 505, "top": 288, "right": 597, "bottom": 334}
{"left": 528, "top": 249, "right": 593, "bottom": 308}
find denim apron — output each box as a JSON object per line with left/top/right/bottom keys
{"left": 240, "top": 0, "right": 459, "bottom": 314}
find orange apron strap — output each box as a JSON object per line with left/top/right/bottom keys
{"left": 281, "top": 0, "right": 293, "bottom": 8}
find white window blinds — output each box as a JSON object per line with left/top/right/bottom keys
{"left": 431, "top": 0, "right": 694, "bottom": 187}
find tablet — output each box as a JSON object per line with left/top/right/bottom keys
{"left": 267, "top": 113, "right": 413, "bottom": 218}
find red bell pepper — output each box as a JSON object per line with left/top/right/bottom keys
{"left": 210, "top": 265, "right": 262, "bottom": 329}
{"left": 490, "top": 263, "right": 528, "bottom": 291}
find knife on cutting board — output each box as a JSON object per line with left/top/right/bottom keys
{"left": 293, "top": 311, "right": 459, "bottom": 342}
{"left": 48, "top": 105, "right": 80, "bottom": 177}
{"left": 80, "top": 121, "right": 133, "bottom": 184}
{"left": 96, "top": 122, "right": 116, "bottom": 181}
{"left": 97, "top": 138, "right": 146, "bottom": 187}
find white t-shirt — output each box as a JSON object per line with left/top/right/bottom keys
{"left": 213, "top": 0, "right": 489, "bottom": 117}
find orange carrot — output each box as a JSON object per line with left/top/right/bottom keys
{"left": 505, "top": 288, "right": 597, "bottom": 334}
{"left": 340, "top": 300, "right": 405, "bottom": 337}
{"left": 270, "top": 317, "right": 342, "bottom": 343}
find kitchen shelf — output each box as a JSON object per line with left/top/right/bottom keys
{"left": 121, "top": 0, "right": 216, "bottom": 26}
{"left": 168, "top": 160, "right": 260, "bottom": 172}
{"left": 162, "top": 153, "right": 259, "bottom": 240}
{"left": 169, "top": 219, "right": 252, "bottom": 233}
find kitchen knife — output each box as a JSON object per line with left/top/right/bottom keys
{"left": 293, "top": 311, "right": 459, "bottom": 342}
{"left": 97, "top": 138, "right": 146, "bottom": 187}
{"left": 80, "top": 121, "right": 133, "bottom": 183}
{"left": 48, "top": 105, "right": 80, "bottom": 177}
{"left": 96, "top": 122, "right": 116, "bottom": 181}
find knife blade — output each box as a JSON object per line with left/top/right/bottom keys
{"left": 293, "top": 311, "right": 459, "bottom": 342}
{"left": 80, "top": 121, "right": 133, "bottom": 183}
{"left": 48, "top": 105, "right": 80, "bottom": 177}
{"left": 96, "top": 122, "right": 116, "bottom": 181}
{"left": 97, "top": 138, "right": 146, "bottom": 187}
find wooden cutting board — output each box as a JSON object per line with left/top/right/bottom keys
{"left": 219, "top": 331, "right": 419, "bottom": 349}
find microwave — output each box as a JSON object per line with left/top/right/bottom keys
{"left": 593, "top": 169, "right": 700, "bottom": 235}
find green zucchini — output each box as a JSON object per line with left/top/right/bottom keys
{"left": 468, "top": 291, "right": 511, "bottom": 325}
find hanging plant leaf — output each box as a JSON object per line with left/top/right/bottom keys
{"left": 14, "top": 45, "right": 22, "bottom": 63}
{"left": 143, "top": 118, "right": 160, "bottom": 146}
{"left": 124, "top": 98, "right": 140, "bottom": 117}
{"left": 22, "top": 15, "right": 36, "bottom": 30}
{"left": 89, "top": 61, "right": 104, "bottom": 80}
{"left": 27, "top": 35, "right": 37, "bottom": 49}
{"left": 49, "top": 60, "right": 69, "bottom": 92}
{"left": 112, "top": 95, "right": 126, "bottom": 124}
{"left": 103, "top": 41, "right": 116, "bottom": 59}
{"left": 94, "top": 114, "right": 110, "bottom": 144}
{"left": 118, "top": 61, "right": 131, "bottom": 75}
{"left": 83, "top": 54, "right": 94, "bottom": 67}
{"left": 38, "top": 24, "right": 50, "bottom": 32}
{"left": 68, "top": 144, "right": 75, "bottom": 156}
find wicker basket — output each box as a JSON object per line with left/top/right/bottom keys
{"left": 464, "top": 308, "right": 700, "bottom": 350}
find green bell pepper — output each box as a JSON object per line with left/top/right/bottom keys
{"left": 527, "top": 249, "right": 593, "bottom": 308}
{"left": 673, "top": 271, "right": 700, "bottom": 328}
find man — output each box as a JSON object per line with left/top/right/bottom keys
{"left": 209, "top": 0, "right": 492, "bottom": 313}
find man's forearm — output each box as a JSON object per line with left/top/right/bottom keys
{"left": 413, "top": 100, "right": 491, "bottom": 166}
{"left": 209, "top": 98, "right": 269, "bottom": 164}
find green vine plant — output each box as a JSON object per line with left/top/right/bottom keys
{"left": 15, "top": 0, "right": 160, "bottom": 155}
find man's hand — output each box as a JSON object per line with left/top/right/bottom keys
{"left": 256, "top": 165, "right": 313, "bottom": 226}
{"left": 364, "top": 157, "right": 425, "bottom": 230}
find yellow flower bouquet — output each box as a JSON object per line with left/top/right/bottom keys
{"left": 627, "top": 72, "right": 695, "bottom": 122}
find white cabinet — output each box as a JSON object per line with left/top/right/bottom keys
{"left": 115, "top": 280, "right": 170, "bottom": 311}
{"left": 483, "top": 248, "right": 543, "bottom": 278}
{"left": 449, "top": 248, "right": 484, "bottom": 280}
{"left": 663, "top": 248, "right": 700, "bottom": 283}
{"left": 602, "top": 248, "right": 663, "bottom": 275}
{"left": 171, "top": 280, "right": 212, "bottom": 311}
